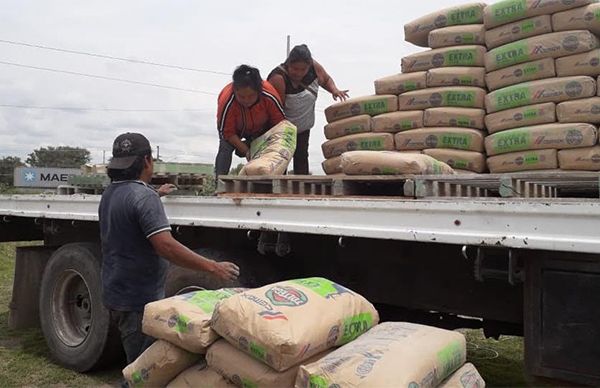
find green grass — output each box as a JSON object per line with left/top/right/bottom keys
{"left": 0, "top": 242, "right": 121, "bottom": 387}
{"left": 0, "top": 242, "right": 536, "bottom": 387}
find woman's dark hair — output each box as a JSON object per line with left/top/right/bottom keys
{"left": 107, "top": 152, "right": 150, "bottom": 182}
{"left": 232, "top": 64, "right": 263, "bottom": 93}
{"left": 287, "top": 44, "right": 312, "bottom": 65}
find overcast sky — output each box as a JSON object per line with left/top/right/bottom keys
{"left": 0, "top": 0, "right": 472, "bottom": 173}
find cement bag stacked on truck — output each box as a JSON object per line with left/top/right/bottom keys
{"left": 322, "top": 95, "right": 398, "bottom": 174}
{"left": 340, "top": 150, "right": 456, "bottom": 175}
{"left": 142, "top": 288, "right": 245, "bottom": 353}
{"left": 295, "top": 322, "right": 473, "bottom": 388}
{"left": 240, "top": 120, "right": 296, "bottom": 176}
{"left": 123, "top": 340, "right": 201, "bottom": 388}
{"left": 211, "top": 277, "right": 379, "bottom": 372}
{"left": 482, "top": 0, "right": 600, "bottom": 172}
{"left": 438, "top": 362, "right": 486, "bottom": 388}
{"left": 396, "top": 7, "right": 489, "bottom": 173}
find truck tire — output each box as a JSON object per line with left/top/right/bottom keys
{"left": 39, "top": 243, "right": 122, "bottom": 372}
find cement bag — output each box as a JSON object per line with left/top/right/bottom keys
{"left": 428, "top": 25, "right": 486, "bottom": 49}
{"left": 240, "top": 120, "right": 296, "bottom": 176}
{"left": 438, "top": 363, "right": 485, "bottom": 388}
{"left": 211, "top": 277, "right": 379, "bottom": 372}
{"left": 341, "top": 151, "right": 455, "bottom": 175}
{"left": 485, "top": 15, "right": 552, "bottom": 50}
{"left": 321, "top": 133, "right": 395, "bottom": 159}
{"left": 322, "top": 157, "right": 342, "bottom": 175}
{"left": 402, "top": 46, "right": 486, "bottom": 73}
{"left": 553, "top": 3, "right": 600, "bottom": 35}
{"left": 167, "top": 361, "right": 235, "bottom": 388}
{"left": 423, "top": 148, "right": 487, "bottom": 173}
{"left": 404, "top": 3, "right": 486, "bottom": 47}
{"left": 559, "top": 146, "right": 600, "bottom": 170}
{"left": 485, "top": 123, "right": 598, "bottom": 156}
{"left": 426, "top": 67, "right": 486, "bottom": 88}
{"left": 398, "top": 87, "right": 486, "bottom": 111}
{"left": 485, "top": 30, "right": 599, "bottom": 72}
{"left": 371, "top": 111, "right": 423, "bottom": 133}
{"left": 374, "top": 72, "right": 426, "bottom": 95}
{"left": 207, "top": 340, "right": 327, "bottom": 388}
{"left": 485, "top": 76, "right": 596, "bottom": 113}
{"left": 485, "top": 58, "right": 555, "bottom": 91}
{"left": 324, "top": 115, "right": 371, "bottom": 140}
{"left": 484, "top": 0, "right": 592, "bottom": 29}
{"left": 295, "top": 322, "right": 466, "bottom": 388}
{"left": 325, "top": 95, "right": 397, "bottom": 123}
{"left": 123, "top": 340, "right": 200, "bottom": 388}
{"left": 394, "top": 128, "right": 485, "bottom": 152}
{"left": 557, "top": 97, "right": 600, "bottom": 123}
{"left": 487, "top": 149, "right": 558, "bottom": 173}
{"left": 142, "top": 288, "right": 245, "bottom": 354}
{"left": 556, "top": 49, "right": 600, "bottom": 77}
{"left": 424, "top": 107, "right": 485, "bottom": 129}
{"left": 485, "top": 103, "right": 556, "bottom": 134}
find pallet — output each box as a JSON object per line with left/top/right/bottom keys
{"left": 218, "top": 172, "right": 600, "bottom": 199}
{"left": 217, "top": 175, "right": 410, "bottom": 196}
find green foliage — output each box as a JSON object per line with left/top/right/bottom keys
{"left": 26, "top": 146, "right": 91, "bottom": 168}
{"left": 0, "top": 156, "right": 24, "bottom": 186}
{"left": 200, "top": 174, "right": 216, "bottom": 196}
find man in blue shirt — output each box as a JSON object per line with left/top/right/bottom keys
{"left": 99, "top": 132, "right": 239, "bottom": 363}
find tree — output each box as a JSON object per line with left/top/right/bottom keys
{"left": 0, "top": 156, "right": 24, "bottom": 186}
{"left": 26, "top": 146, "right": 91, "bottom": 168}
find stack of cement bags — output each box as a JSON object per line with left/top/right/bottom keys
{"left": 322, "top": 95, "right": 399, "bottom": 174}
{"left": 123, "top": 278, "right": 485, "bottom": 387}
{"left": 390, "top": 2, "right": 489, "bottom": 174}
{"left": 122, "top": 288, "right": 245, "bottom": 387}
{"left": 483, "top": 0, "right": 600, "bottom": 172}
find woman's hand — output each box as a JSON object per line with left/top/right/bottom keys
{"left": 332, "top": 89, "right": 349, "bottom": 101}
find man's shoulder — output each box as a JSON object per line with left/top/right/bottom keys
{"left": 105, "top": 181, "right": 157, "bottom": 200}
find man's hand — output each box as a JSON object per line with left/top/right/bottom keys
{"left": 332, "top": 89, "right": 349, "bottom": 101}
{"left": 210, "top": 261, "right": 240, "bottom": 281}
{"left": 158, "top": 184, "right": 177, "bottom": 197}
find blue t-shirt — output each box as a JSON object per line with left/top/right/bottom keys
{"left": 99, "top": 180, "right": 171, "bottom": 311}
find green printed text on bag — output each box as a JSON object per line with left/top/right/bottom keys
{"left": 403, "top": 81, "right": 418, "bottom": 91}
{"left": 445, "top": 49, "right": 477, "bottom": 66}
{"left": 447, "top": 6, "right": 483, "bottom": 25}
{"left": 493, "top": 40, "right": 529, "bottom": 69}
{"left": 491, "top": 129, "right": 531, "bottom": 153}
{"left": 437, "top": 340, "right": 465, "bottom": 378}
{"left": 363, "top": 100, "right": 389, "bottom": 116}
{"left": 292, "top": 277, "right": 353, "bottom": 299}
{"left": 174, "top": 314, "right": 191, "bottom": 333}
{"left": 456, "top": 117, "right": 471, "bottom": 127}
{"left": 521, "top": 20, "right": 535, "bottom": 34}
{"left": 452, "top": 160, "right": 469, "bottom": 169}
{"left": 184, "top": 289, "right": 239, "bottom": 314}
{"left": 309, "top": 375, "right": 330, "bottom": 388}
{"left": 250, "top": 341, "right": 267, "bottom": 362}
{"left": 340, "top": 313, "right": 374, "bottom": 344}
{"left": 400, "top": 120, "right": 415, "bottom": 130}
{"left": 441, "top": 134, "right": 472, "bottom": 150}
{"left": 524, "top": 153, "right": 540, "bottom": 165}
{"left": 494, "top": 85, "right": 531, "bottom": 111}
{"left": 443, "top": 91, "right": 477, "bottom": 107}
{"left": 489, "top": 0, "right": 527, "bottom": 25}
{"left": 359, "top": 138, "right": 384, "bottom": 150}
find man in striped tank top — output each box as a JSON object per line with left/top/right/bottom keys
{"left": 268, "top": 45, "right": 348, "bottom": 175}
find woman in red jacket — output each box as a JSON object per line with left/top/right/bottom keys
{"left": 215, "top": 65, "right": 286, "bottom": 176}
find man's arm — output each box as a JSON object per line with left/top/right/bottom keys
{"left": 314, "top": 60, "right": 349, "bottom": 101}
{"left": 149, "top": 231, "right": 240, "bottom": 281}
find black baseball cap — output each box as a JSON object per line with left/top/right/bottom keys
{"left": 107, "top": 132, "right": 152, "bottom": 169}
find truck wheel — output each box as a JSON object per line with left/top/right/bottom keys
{"left": 39, "top": 243, "right": 121, "bottom": 372}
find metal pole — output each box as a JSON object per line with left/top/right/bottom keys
{"left": 286, "top": 35, "right": 290, "bottom": 57}
{"left": 157, "top": 146, "right": 160, "bottom": 161}
{"left": 102, "top": 150, "right": 105, "bottom": 164}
